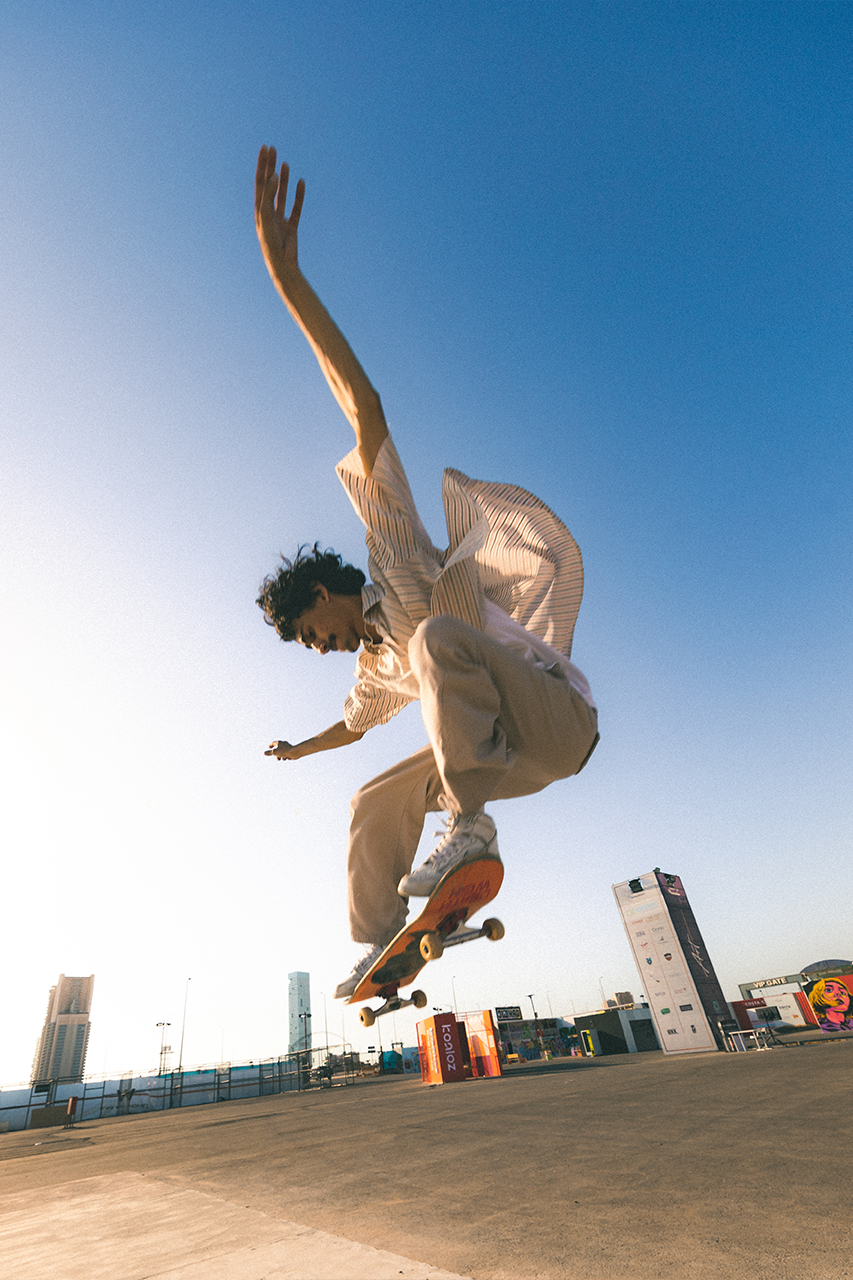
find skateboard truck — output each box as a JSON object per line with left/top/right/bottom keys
{"left": 419, "top": 914, "right": 505, "bottom": 962}
{"left": 357, "top": 915, "right": 505, "bottom": 1026}
{"left": 359, "top": 987, "right": 428, "bottom": 1027}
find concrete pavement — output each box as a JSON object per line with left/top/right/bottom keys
{"left": 0, "top": 1171, "right": 470, "bottom": 1279}
{"left": 1, "top": 1042, "right": 852, "bottom": 1279}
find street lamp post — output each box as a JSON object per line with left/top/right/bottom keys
{"left": 298, "top": 1011, "right": 312, "bottom": 1090}
{"left": 527, "top": 994, "right": 542, "bottom": 1048}
{"left": 299, "top": 1010, "right": 312, "bottom": 1051}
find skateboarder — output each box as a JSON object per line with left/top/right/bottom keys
{"left": 254, "top": 146, "right": 599, "bottom": 999}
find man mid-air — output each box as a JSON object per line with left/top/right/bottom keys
{"left": 253, "top": 146, "right": 599, "bottom": 999}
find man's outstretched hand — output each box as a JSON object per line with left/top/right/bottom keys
{"left": 252, "top": 145, "right": 388, "bottom": 474}
{"left": 255, "top": 145, "right": 305, "bottom": 280}
{"left": 265, "top": 739, "right": 303, "bottom": 761}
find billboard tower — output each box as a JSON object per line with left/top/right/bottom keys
{"left": 613, "top": 871, "right": 727, "bottom": 1054}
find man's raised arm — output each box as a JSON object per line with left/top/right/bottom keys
{"left": 254, "top": 145, "right": 388, "bottom": 476}
{"left": 264, "top": 720, "right": 364, "bottom": 761}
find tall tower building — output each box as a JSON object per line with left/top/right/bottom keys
{"left": 614, "top": 870, "right": 728, "bottom": 1054}
{"left": 31, "top": 974, "right": 94, "bottom": 1087}
{"left": 288, "top": 972, "right": 311, "bottom": 1054}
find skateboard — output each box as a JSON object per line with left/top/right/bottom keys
{"left": 347, "top": 854, "right": 505, "bottom": 1026}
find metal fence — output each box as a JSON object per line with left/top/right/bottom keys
{"left": 0, "top": 1045, "right": 361, "bottom": 1133}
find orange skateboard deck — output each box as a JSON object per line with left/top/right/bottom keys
{"left": 348, "top": 854, "right": 505, "bottom": 1026}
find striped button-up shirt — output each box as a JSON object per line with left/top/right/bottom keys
{"left": 336, "top": 435, "right": 588, "bottom": 734}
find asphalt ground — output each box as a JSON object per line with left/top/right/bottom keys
{"left": 1, "top": 1042, "right": 852, "bottom": 1280}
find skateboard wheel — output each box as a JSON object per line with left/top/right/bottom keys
{"left": 420, "top": 932, "right": 444, "bottom": 962}
{"left": 412, "top": 990, "right": 428, "bottom": 1009}
{"left": 359, "top": 1006, "right": 376, "bottom": 1027}
{"left": 483, "top": 917, "right": 505, "bottom": 941}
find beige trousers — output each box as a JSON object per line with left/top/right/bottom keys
{"left": 348, "top": 615, "right": 599, "bottom": 945}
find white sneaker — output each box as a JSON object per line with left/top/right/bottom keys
{"left": 398, "top": 812, "right": 499, "bottom": 897}
{"left": 333, "top": 943, "right": 385, "bottom": 1000}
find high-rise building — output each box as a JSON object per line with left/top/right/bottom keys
{"left": 31, "top": 974, "right": 94, "bottom": 1087}
{"left": 288, "top": 972, "right": 311, "bottom": 1054}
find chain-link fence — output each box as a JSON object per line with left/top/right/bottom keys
{"left": 0, "top": 1044, "right": 362, "bottom": 1133}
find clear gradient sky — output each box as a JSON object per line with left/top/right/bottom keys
{"left": 2, "top": 2, "right": 850, "bottom": 1082}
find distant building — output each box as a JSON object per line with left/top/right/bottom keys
{"left": 574, "top": 1007, "right": 660, "bottom": 1056}
{"left": 288, "top": 972, "right": 311, "bottom": 1054}
{"left": 31, "top": 974, "right": 94, "bottom": 1088}
{"left": 496, "top": 1016, "right": 573, "bottom": 1059}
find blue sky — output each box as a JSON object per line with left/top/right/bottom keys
{"left": 1, "top": 2, "right": 850, "bottom": 1081}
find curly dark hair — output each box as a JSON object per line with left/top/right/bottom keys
{"left": 257, "top": 544, "right": 366, "bottom": 642}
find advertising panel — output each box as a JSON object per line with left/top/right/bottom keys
{"left": 496, "top": 1017, "right": 564, "bottom": 1060}
{"left": 613, "top": 875, "right": 718, "bottom": 1054}
{"left": 464, "top": 1010, "right": 502, "bottom": 1078}
{"left": 802, "top": 973, "right": 853, "bottom": 1033}
{"left": 416, "top": 1014, "right": 467, "bottom": 1084}
{"left": 730, "top": 998, "right": 766, "bottom": 1031}
{"left": 746, "top": 990, "right": 816, "bottom": 1030}
{"left": 794, "top": 991, "right": 821, "bottom": 1027}
{"left": 653, "top": 871, "right": 729, "bottom": 1031}
{"left": 417, "top": 1012, "right": 503, "bottom": 1082}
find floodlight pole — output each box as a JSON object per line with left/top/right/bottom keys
{"left": 178, "top": 979, "right": 191, "bottom": 1073}
{"left": 156, "top": 1022, "right": 171, "bottom": 1076}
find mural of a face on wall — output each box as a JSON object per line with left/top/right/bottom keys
{"left": 805, "top": 976, "right": 853, "bottom": 1032}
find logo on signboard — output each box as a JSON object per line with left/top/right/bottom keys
{"left": 441, "top": 1023, "right": 457, "bottom": 1071}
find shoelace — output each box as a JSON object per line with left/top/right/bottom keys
{"left": 352, "top": 945, "right": 382, "bottom": 976}
{"left": 425, "top": 818, "right": 474, "bottom": 869}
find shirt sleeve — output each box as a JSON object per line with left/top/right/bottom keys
{"left": 336, "top": 435, "right": 438, "bottom": 570}
{"left": 343, "top": 675, "right": 415, "bottom": 734}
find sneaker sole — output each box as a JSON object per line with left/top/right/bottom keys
{"left": 399, "top": 841, "right": 500, "bottom": 897}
